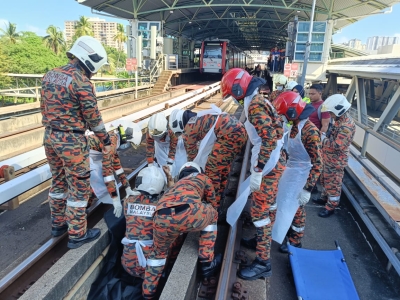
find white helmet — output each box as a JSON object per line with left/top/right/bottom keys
{"left": 178, "top": 162, "right": 202, "bottom": 180}
{"left": 169, "top": 109, "right": 185, "bottom": 134}
{"left": 106, "top": 120, "right": 143, "bottom": 149}
{"left": 286, "top": 81, "right": 298, "bottom": 90}
{"left": 321, "top": 94, "right": 351, "bottom": 117}
{"left": 135, "top": 166, "right": 165, "bottom": 195}
{"left": 274, "top": 74, "right": 288, "bottom": 85}
{"left": 67, "top": 36, "right": 108, "bottom": 74}
{"left": 148, "top": 113, "right": 168, "bottom": 138}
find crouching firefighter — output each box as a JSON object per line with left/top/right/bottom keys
{"left": 168, "top": 107, "right": 247, "bottom": 207}
{"left": 270, "top": 91, "right": 322, "bottom": 252}
{"left": 222, "top": 68, "right": 286, "bottom": 280}
{"left": 87, "top": 120, "right": 143, "bottom": 218}
{"left": 142, "top": 162, "right": 221, "bottom": 299}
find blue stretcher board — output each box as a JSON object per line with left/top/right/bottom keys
{"left": 288, "top": 244, "right": 360, "bottom": 300}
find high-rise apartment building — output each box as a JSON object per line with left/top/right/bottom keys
{"left": 65, "top": 17, "right": 119, "bottom": 49}
{"left": 347, "top": 39, "right": 362, "bottom": 50}
{"left": 366, "top": 36, "right": 400, "bottom": 50}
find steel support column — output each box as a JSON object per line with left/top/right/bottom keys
{"left": 345, "top": 77, "right": 356, "bottom": 104}
{"left": 369, "top": 79, "right": 376, "bottom": 110}
{"left": 377, "top": 82, "right": 396, "bottom": 112}
{"left": 373, "top": 86, "right": 400, "bottom": 131}
{"left": 356, "top": 76, "right": 368, "bottom": 125}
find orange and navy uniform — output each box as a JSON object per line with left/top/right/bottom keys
{"left": 321, "top": 112, "right": 355, "bottom": 210}
{"left": 88, "top": 132, "right": 129, "bottom": 199}
{"left": 269, "top": 89, "right": 284, "bottom": 103}
{"left": 41, "top": 62, "right": 109, "bottom": 239}
{"left": 143, "top": 173, "right": 218, "bottom": 298}
{"left": 183, "top": 113, "right": 247, "bottom": 206}
{"left": 248, "top": 94, "right": 285, "bottom": 261}
{"left": 146, "top": 129, "right": 178, "bottom": 164}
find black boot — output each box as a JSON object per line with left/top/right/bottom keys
{"left": 200, "top": 253, "right": 222, "bottom": 278}
{"left": 318, "top": 209, "right": 334, "bottom": 218}
{"left": 279, "top": 242, "right": 302, "bottom": 254}
{"left": 51, "top": 224, "right": 68, "bottom": 237}
{"left": 312, "top": 198, "right": 327, "bottom": 205}
{"left": 238, "top": 257, "right": 272, "bottom": 280}
{"left": 241, "top": 236, "right": 257, "bottom": 250}
{"left": 67, "top": 228, "right": 101, "bottom": 249}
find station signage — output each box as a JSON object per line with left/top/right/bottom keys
{"left": 284, "top": 63, "right": 298, "bottom": 78}
{"left": 126, "top": 58, "right": 137, "bottom": 71}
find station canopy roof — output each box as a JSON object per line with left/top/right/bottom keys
{"left": 80, "top": 0, "right": 400, "bottom": 50}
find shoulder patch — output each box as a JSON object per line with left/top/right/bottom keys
{"left": 187, "top": 116, "right": 197, "bottom": 124}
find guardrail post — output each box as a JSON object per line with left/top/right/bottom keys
{"left": 0, "top": 166, "right": 20, "bottom": 210}
{"left": 35, "top": 87, "right": 39, "bottom": 102}
{"left": 360, "top": 131, "right": 369, "bottom": 158}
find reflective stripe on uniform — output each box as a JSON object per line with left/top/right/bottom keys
{"left": 115, "top": 168, "right": 124, "bottom": 175}
{"left": 49, "top": 192, "right": 67, "bottom": 199}
{"left": 270, "top": 202, "right": 277, "bottom": 211}
{"left": 92, "top": 122, "right": 105, "bottom": 132}
{"left": 67, "top": 200, "right": 88, "bottom": 208}
{"left": 253, "top": 217, "right": 271, "bottom": 227}
{"left": 291, "top": 225, "right": 305, "bottom": 233}
{"left": 104, "top": 175, "right": 115, "bottom": 182}
{"left": 201, "top": 224, "right": 217, "bottom": 232}
{"left": 329, "top": 196, "right": 340, "bottom": 202}
{"left": 147, "top": 258, "right": 166, "bottom": 267}
{"left": 121, "top": 237, "right": 153, "bottom": 268}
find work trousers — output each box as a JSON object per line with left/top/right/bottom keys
{"left": 320, "top": 155, "right": 346, "bottom": 211}
{"left": 143, "top": 202, "right": 218, "bottom": 298}
{"left": 205, "top": 125, "right": 247, "bottom": 206}
{"left": 251, "top": 160, "right": 285, "bottom": 261}
{"left": 288, "top": 205, "right": 306, "bottom": 245}
{"left": 44, "top": 129, "right": 90, "bottom": 239}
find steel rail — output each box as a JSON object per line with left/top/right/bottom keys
{"left": 0, "top": 161, "right": 147, "bottom": 296}
{"left": 216, "top": 139, "right": 251, "bottom": 299}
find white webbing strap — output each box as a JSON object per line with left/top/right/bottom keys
{"left": 103, "top": 175, "right": 115, "bottom": 183}
{"left": 121, "top": 237, "right": 153, "bottom": 268}
{"left": 67, "top": 200, "right": 88, "bottom": 208}
{"left": 115, "top": 168, "right": 124, "bottom": 175}
{"left": 49, "top": 192, "right": 67, "bottom": 199}
{"left": 329, "top": 196, "right": 340, "bottom": 202}
{"left": 291, "top": 225, "right": 305, "bottom": 233}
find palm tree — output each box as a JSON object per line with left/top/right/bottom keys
{"left": 73, "top": 16, "right": 94, "bottom": 39}
{"left": 0, "top": 21, "right": 19, "bottom": 44}
{"left": 113, "top": 23, "right": 127, "bottom": 72}
{"left": 43, "top": 25, "right": 66, "bottom": 55}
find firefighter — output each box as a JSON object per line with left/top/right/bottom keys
{"left": 168, "top": 108, "right": 247, "bottom": 207}
{"left": 146, "top": 112, "right": 181, "bottom": 177}
{"left": 313, "top": 94, "right": 356, "bottom": 217}
{"left": 270, "top": 74, "right": 288, "bottom": 103}
{"left": 271, "top": 92, "right": 322, "bottom": 252}
{"left": 221, "top": 68, "right": 285, "bottom": 280}
{"left": 121, "top": 165, "right": 165, "bottom": 278}
{"left": 143, "top": 162, "right": 221, "bottom": 299}
{"left": 87, "top": 120, "right": 143, "bottom": 216}
{"left": 41, "top": 36, "right": 110, "bottom": 249}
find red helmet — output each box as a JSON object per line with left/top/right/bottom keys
{"left": 220, "top": 68, "right": 252, "bottom": 100}
{"left": 274, "top": 91, "right": 306, "bottom": 121}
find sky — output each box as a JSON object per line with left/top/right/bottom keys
{"left": 0, "top": 0, "right": 399, "bottom": 45}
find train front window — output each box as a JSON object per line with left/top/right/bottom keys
{"left": 203, "top": 44, "right": 222, "bottom": 58}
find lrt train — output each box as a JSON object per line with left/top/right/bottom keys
{"left": 200, "top": 39, "right": 253, "bottom": 75}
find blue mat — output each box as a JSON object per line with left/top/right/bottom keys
{"left": 288, "top": 243, "right": 360, "bottom": 300}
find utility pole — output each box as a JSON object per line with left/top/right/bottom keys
{"left": 299, "top": 0, "right": 317, "bottom": 86}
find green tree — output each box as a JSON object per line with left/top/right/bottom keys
{"left": 43, "top": 25, "right": 66, "bottom": 55}
{"left": 2, "top": 32, "right": 67, "bottom": 74}
{"left": 113, "top": 23, "right": 127, "bottom": 71}
{"left": 73, "top": 16, "right": 93, "bottom": 40}
{"left": 0, "top": 21, "right": 19, "bottom": 44}
{"left": 0, "top": 43, "right": 11, "bottom": 88}
{"left": 103, "top": 45, "right": 127, "bottom": 75}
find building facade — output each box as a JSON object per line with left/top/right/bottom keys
{"left": 65, "top": 17, "right": 119, "bottom": 49}
{"left": 366, "top": 36, "right": 400, "bottom": 51}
